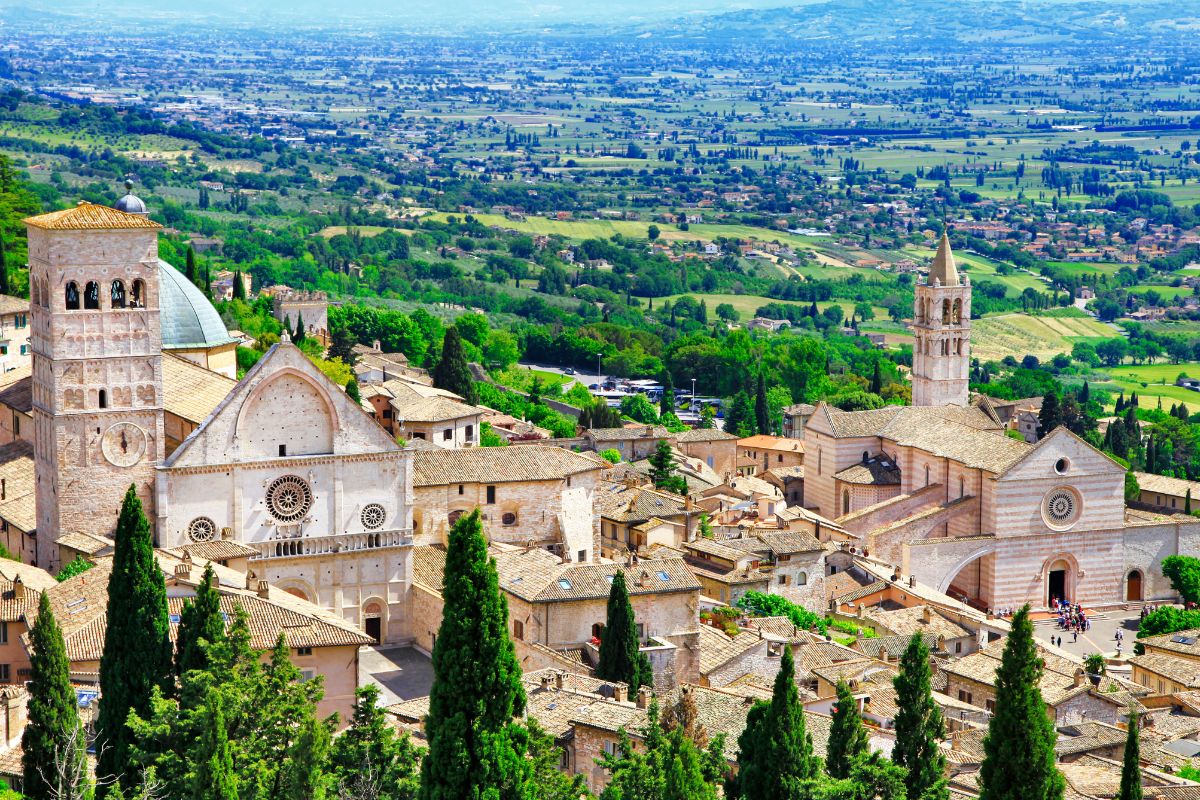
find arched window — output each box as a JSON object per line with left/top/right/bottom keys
{"left": 98, "top": 389, "right": 107, "bottom": 409}
{"left": 65, "top": 282, "right": 80, "bottom": 310}
{"left": 862, "top": 451, "right": 869, "bottom": 463}
{"left": 942, "top": 298, "right": 950, "bottom": 322}
{"left": 797, "top": 572, "right": 807, "bottom": 586}
{"left": 110, "top": 280, "right": 126, "bottom": 309}
{"left": 130, "top": 280, "right": 145, "bottom": 309}
{"left": 952, "top": 298, "right": 962, "bottom": 324}
{"left": 84, "top": 281, "right": 100, "bottom": 310}
{"left": 842, "top": 490, "right": 850, "bottom": 515}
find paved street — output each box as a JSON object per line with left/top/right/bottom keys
{"left": 1033, "top": 610, "right": 1144, "bottom": 662}
{"left": 359, "top": 645, "right": 434, "bottom": 706}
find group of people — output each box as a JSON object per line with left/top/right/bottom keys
{"left": 1139, "top": 604, "right": 1164, "bottom": 620}
{"left": 1054, "top": 597, "right": 1090, "bottom": 634}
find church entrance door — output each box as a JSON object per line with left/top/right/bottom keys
{"left": 1048, "top": 569, "right": 1067, "bottom": 606}
{"left": 1127, "top": 571, "right": 1143, "bottom": 602}
{"left": 365, "top": 616, "right": 382, "bottom": 643}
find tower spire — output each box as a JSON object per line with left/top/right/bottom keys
{"left": 929, "top": 232, "right": 958, "bottom": 286}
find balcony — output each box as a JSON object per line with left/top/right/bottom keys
{"left": 250, "top": 528, "right": 413, "bottom": 560}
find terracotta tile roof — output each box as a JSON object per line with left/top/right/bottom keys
{"left": 585, "top": 425, "right": 671, "bottom": 442}
{"left": 392, "top": 394, "right": 485, "bottom": 423}
{"left": 675, "top": 428, "right": 738, "bottom": 443}
{"left": 0, "top": 295, "right": 27, "bottom": 317}
{"left": 698, "top": 624, "right": 765, "bottom": 675}
{"left": 810, "top": 658, "right": 898, "bottom": 688}
{"left": 0, "top": 439, "right": 36, "bottom": 531}
{"left": 412, "top": 446, "right": 603, "bottom": 486}
{"left": 162, "top": 352, "right": 237, "bottom": 425}
{"left": 946, "top": 641, "right": 1144, "bottom": 708}
{"left": 1139, "top": 628, "right": 1200, "bottom": 658}
{"left": 684, "top": 537, "right": 751, "bottom": 562}
{"left": 596, "top": 484, "right": 689, "bottom": 523}
{"left": 55, "top": 532, "right": 114, "bottom": 557}
{"left": 1133, "top": 472, "right": 1200, "bottom": 499}
{"left": 863, "top": 605, "right": 974, "bottom": 641}
{"left": 0, "top": 370, "right": 32, "bottom": 413}
{"left": 1132, "top": 653, "right": 1200, "bottom": 688}
{"left": 166, "top": 540, "right": 258, "bottom": 562}
{"left": 24, "top": 202, "right": 162, "bottom": 231}
{"left": 755, "top": 530, "right": 824, "bottom": 554}
{"left": 737, "top": 435, "right": 804, "bottom": 454}
{"left": 1055, "top": 721, "right": 1128, "bottom": 756}
{"left": 686, "top": 558, "right": 771, "bottom": 587}
{"left": 854, "top": 632, "right": 941, "bottom": 660}
{"left": 834, "top": 458, "right": 902, "bottom": 486}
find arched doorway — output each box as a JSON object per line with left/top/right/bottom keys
{"left": 363, "top": 600, "right": 384, "bottom": 644}
{"left": 1127, "top": 570, "right": 1144, "bottom": 602}
{"left": 1047, "top": 559, "right": 1071, "bottom": 607}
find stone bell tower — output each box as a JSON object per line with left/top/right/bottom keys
{"left": 25, "top": 189, "right": 165, "bottom": 570}
{"left": 912, "top": 233, "right": 971, "bottom": 407}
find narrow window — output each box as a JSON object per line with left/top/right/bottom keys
{"left": 84, "top": 281, "right": 100, "bottom": 310}
{"left": 110, "top": 280, "right": 127, "bottom": 309}
{"left": 458, "top": 484, "right": 464, "bottom": 495}
{"left": 486, "top": 485, "right": 496, "bottom": 504}
{"left": 513, "top": 620, "right": 524, "bottom": 640}
{"left": 278, "top": 444, "right": 287, "bottom": 457}
{"left": 465, "top": 424, "right": 474, "bottom": 440}
{"left": 924, "top": 465, "right": 930, "bottom": 487}
{"left": 98, "top": 389, "right": 107, "bottom": 409}
{"left": 843, "top": 490, "right": 850, "bottom": 515}
{"left": 65, "top": 282, "right": 80, "bottom": 310}
{"left": 443, "top": 428, "right": 453, "bottom": 441}
{"left": 130, "top": 279, "right": 145, "bottom": 308}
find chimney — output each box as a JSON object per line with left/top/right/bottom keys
{"left": 636, "top": 686, "right": 651, "bottom": 709}
{"left": 1073, "top": 668, "right": 1086, "bottom": 687}
{"left": 856, "top": 604, "right": 866, "bottom": 619}
{"left": 879, "top": 649, "right": 888, "bottom": 664}
{"left": 256, "top": 580, "right": 270, "bottom": 598}
{"left": 922, "top": 606, "right": 933, "bottom": 624}
{"left": 372, "top": 339, "right": 382, "bottom": 351}
{"left": 11, "top": 576, "right": 23, "bottom": 601}
{"left": 246, "top": 570, "right": 258, "bottom": 591}
{"left": 612, "top": 685, "right": 625, "bottom": 703}
{"left": 554, "top": 671, "right": 564, "bottom": 690}
{"left": 540, "top": 674, "right": 553, "bottom": 691}
{"left": 908, "top": 575, "right": 916, "bottom": 588}
{"left": 174, "top": 562, "right": 191, "bottom": 579}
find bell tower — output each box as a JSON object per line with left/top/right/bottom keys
{"left": 25, "top": 192, "right": 165, "bottom": 570}
{"left": 912, "top": 233, "right": 970, "bottom": 407}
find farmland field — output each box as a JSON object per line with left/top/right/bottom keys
{"left": 970, "top": 313, "right": 1116, "bottom": 362}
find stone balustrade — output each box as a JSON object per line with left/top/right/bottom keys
{"left": 250, "top": 528, "right": 413, "bottom": 560}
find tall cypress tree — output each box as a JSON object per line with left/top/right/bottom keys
{"left": 731, "top": 647, "right": 820, "bottom": 800}
{"left": 23, "top": 592, "right": 90, "bottom": 800}
{"left": 893, "top": 632, "right": 948, "bottom": 800}
{"left": 345, "top": 378, "right": 362, "bottom": 405}
{"left": 826, "top": 679, "right": 870, "bottom": 779}
{"left": 978, "top": 606, "right": 1065, "bottom": 800}
{"left": 754, "top": 372, "right": 770, "bottom": 435}
{"left": 870, "top": 361, "right": 883, "bottom": 395}
{"left": 660, "top": 370, "right": 675, "bottom": 417}
{"left": 231, "top": 270, "right": 246, "bottom": 300}
{"left": 185, "top": 246, "right": 197, "bottom": 286}
{"left": 1037, "top": 392, "right": 1062, "bottom": 440}
{"left": 1118, "top": 710, "right": 1142, "bottom": 800}
{"left": 0, "top": 235, "right": 9, "bottom": 297}
{"left": 294, "top": 311, "right": 307, "bottom": 344}
{"left": 419, "top": 509, "right": 528, "bottom": 800}
{"left": 596, "top": 570, "right": 653, "bottom": 694}
{"left": 97, "top": 485, "right": 172, "bottom": 795}
{"left": 192, "top": 688, "right": 238, "bottom": 800}
{"left": 431, "top": 328, "right": 478, "bottom": 405}
{"left": 175, "top": 563, "right": 225, "bottom": 678}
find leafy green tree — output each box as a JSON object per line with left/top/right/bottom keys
{"left": 345, "top": 378, "right": 362, "bottom": 405}
{"left": 98, "top": 486, "right": 172, "bottom": 795}
{"left": 526, "top": 718, "right": 593, "bottom": 800}
{"left": 699, "top": 404, "right": 716, "bottom": 429}
{"left": 431, "top": 328, "right": 478, "bottom": 405}
{"left": 596, "top": 571, "right": 653, "bottom": 694}
{"left": 600, "top": 703, "right": 720, "bottom": 800}
{"left": 23, "top": 593, "right": 91, "bottom": 800}
{"left": 978, "top": 605, "right": 1065, "bottom": 800}
{"left": 660, "top": 372, "right": 675, "bottom": 417}
{"left": 755, "top": 372, "right": 770, "bottom": 435}
{"left": 192, "top": 688, "right": 238, "bottom": 800}
{"left": 1118, "top": 710, "right": 1142, "bottom": 800}
{"left": 1037, "top": 392, "right": 1062, "bottom": 440}
{"left": 329, "top": 685, "right": 421, "bottom": 800}
{"left": 1163, "top": 555, "right": 1200, "bottom": 605}
{"left": 647, "top": 439, "right": 687, "bottom": 495}
{"left": 800, "top": 751, "right": 908, "bottom": 800}
{"left": 599, "top": 448, "right": 621, "bottom": 464}
{"left": 731, "top": 647, "right": 821, "bottom": 800}
{"left": 175, "top": 563, "right": 225, "bottom": 678}
{"left": 826, "top": 680, "right": 870, "bottom": 779}
{"left": 419, "top": 509, "right": 530, "bottom": 800}
{"left": 56, "top": 555, "right": 94, "bottom": 582}
{"left": 0, "top": 235, "right": 10, "bottom": 296}
{"left": 892, "top": 632, "right": 948, "bottom": 800}
{"left": 620, "top": 393, "right": 659, "bottom": 424}
{"left": 723, "top": 391, "right": 756, "bottom": 438}
{"left": 1136, "top": 606, "right": 1200, "bottom": 645}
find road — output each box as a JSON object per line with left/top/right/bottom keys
{"left": 1033, "top": 610, "right": 1143, "bottom": 661}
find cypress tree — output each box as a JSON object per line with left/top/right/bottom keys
{"left": 345, "top": 378, "right": 362, "bottom": 405}
{"left": 1188, "top": 489, "right": 1193, "bottom": 515}
{"left": 419, "top": 509, "right": 528, "bottom": 800}
{"left": 1118, "top": 710, "right": 1142, "bottom": 800}
{"left": 732, "top": 647, "right": 820, "bottom": 800}
{"left": 1037, "top": 392, "right": 1062, "bottom": 440}
{"left": 192, "top": 689, "right": 238, "bottom": 800}
{"left": 202, "top": 266, "right": 212, "bottom": 300}
{"left": 431, "top": 328, "right": 478, "bottom": 405}
{"left": 893, "top": 632, "right": 948, "bottom": 800}
{"left": 1079, "top": 381, "right": 1090, "bottom": 404}
{"left": 23, "top": 592, "right": 90, "bottom": 800}
{"left": 660, "top": 371, "right": 675, "bottom": 417}
{"left": 596, "top": 571, "right": 653, "bottom": 694}
{"left": 175, "top": 563, "right": 225, "bottom": 678}
{"left": 231, "top": 270, "right": 246, "bottom": 300}
{"left": 978, "top": 605, "right": 1065, "bottom": 800}
{"left": 294, "top": 311, "right": 307, "bottom": 344}
{"left": 826, "top": 679, "right": 870, "bottom": 779}
{"left": 0, "top": 235, "right": 9, "bottom": 297}
{"left": 870, "top": 360, "right": 883, "bottom": 395}
{"left": 97, "top": 485, "right": 172, "bottom": 795}
{"left": 755, "top": 372, "right": 770, "bottom": 435}
{"left": 185, "top": 246, "right": 197, "bottom": 285}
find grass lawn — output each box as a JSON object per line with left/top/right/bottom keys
{"left": 1099, "top": 361, "right": 1200, "bottom": 413}
{"left": 660, "top": 292, "right": 889, "bottom": 321}
{"left": 971, "top": 313, "right": 1116, "bottom": 362}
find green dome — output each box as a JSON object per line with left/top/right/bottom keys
{"left": 157, "top": 259, "right": 237, "bottom": 350}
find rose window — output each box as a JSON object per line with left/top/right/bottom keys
{"left": 266, "top": 475, "right": 313, "bottom": 523}
{"left": 1043, "top": 488, "right": 1081, "bottom": 528}
{"left": 187, "top": 517, "right": 217, "bottom": 543}
{"left": 361, "top": 503, "right": 386, "bottom": 531}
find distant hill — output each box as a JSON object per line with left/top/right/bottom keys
{"left": 645, "top": 0, "right": 1200, "bottom": 46}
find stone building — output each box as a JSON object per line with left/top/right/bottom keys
{"left": 272, "top": 289, "right": 330, "bottom": 346}
{"left": 0, "top": 296, "right": 31, "bottom": 376}
{"left": 911, "top": 233, "right": 970, "bottom": 408}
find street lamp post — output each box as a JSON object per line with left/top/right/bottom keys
{"left": 691, "top": 378, "right": 697, "bottom": 413}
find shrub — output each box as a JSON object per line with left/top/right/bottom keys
{"left": 735, "top": 591, "right": 827, "bottom": 636}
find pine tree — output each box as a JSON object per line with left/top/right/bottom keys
{"left": 330, "top": 685, "right": 421, "bottom": 800}
{"left": 231, "top": 270, "right": 246, "bottom": 300}
{"left": 893, "top": 632, "right": 948, "bottom": 800}
{"left": 345, "top": 378, "right": 362, "bottom": 405}
{"left": 175, "top": 563, "right": 225, "bottom": 678}
{"left": 978, "top": 605, "right": 1065, "bottom": 800}
{"left": 826, "top": 679, "right": 870, "bottom": 779}
{"left": 731, "top": 647, "right": 820, "bottom": 800}
{"left": 185, "top": 246, "right": 197, "bottom": 285}
{"left": 754, "top": 372, "right": 770, "bottom": 435}
{"left": 0, "top": 235, "right": 9, "bottom": 297}
{"left": 1038, "top": 392, "right": 1062, "bottom": 440}
{"left": 1118, "top": 710, "right": 1142, "bottom": 800}
{"left": 596, "top": 571, "right": 653, "bottom": 694}
{"left": 419, "top": 509, "right": 528, "bottom": 800}
{"left": 870, "top": 361, "right": 883, "bottom": 395}
{"left": 1079, "top": 381, "right": 1090, "bottom": 404}
{"left": 192, "top": 688, "right": 238, "bottom": 800}
{"left": 431, "top": 328, "right": 478, "bottom": 405}
{"left": 648, "top": 439, "right": 686, "bottom": 495}
{"left": 23, "top": 593, "right": 90, "bottom": 800}
{"left": 97, "top": 486, "right": 172, "bottom": 795}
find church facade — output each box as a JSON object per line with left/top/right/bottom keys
{"left": 805, "top": 234, "right": 1200, "bottom": 612}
